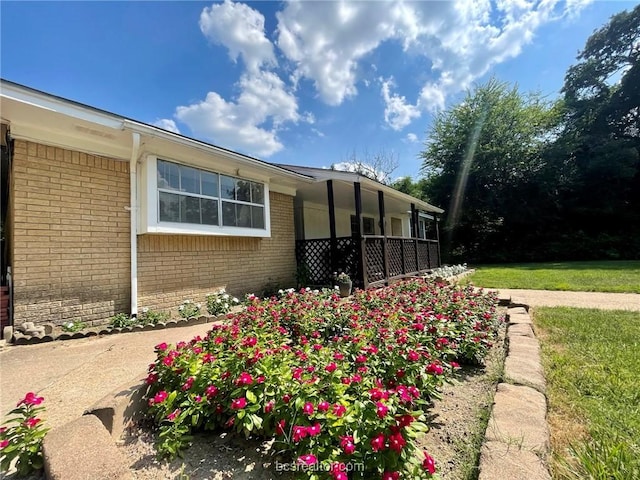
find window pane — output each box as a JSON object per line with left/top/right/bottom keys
{"left": 220, "top": 176, "right": 236, "bottom": 200}
{"left": 222, "top": 201, "right": 236, "bottom": 226}
{"left": 251, "top": 206, "right": 265, "bottom": 229}
{"left": 157, "top": 160, "right": 179, "bottom": 191}
{"left": 202, "top": 172, "right": 218, "bottom": 197}
{"left": 181, "top": 166, "right": 200, "bottom": 194}
{"left": 237, "top": 204, "right": 251, "bottom": 228}
{"left": 251, "top": 183, "right": 264, "bottom": 204}
{"left": 185, "top": 196, "right": 201, "bottom": 224}
{"left": 202, "top": 199, "right": 218, "bottom": 225}
{"left": 159, "top": 192, "right": 181, "bottom": 222}
{"left": 236, "top": 180, "right": 251, "bottom": 202}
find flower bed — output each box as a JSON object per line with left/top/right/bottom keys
{"left": 144, "top": 279, "right": 501, "bottom": 479}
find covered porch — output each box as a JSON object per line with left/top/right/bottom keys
{"left": 284, "top": 166, "right": 443, "bottom": 289}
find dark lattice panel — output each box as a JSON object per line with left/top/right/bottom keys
{"left": 429, "top": 243, "right": 440, "bottom": 268}
{"left": 335, "top": 237, "right": 359, "bottom": 281}
{"left": 388, "top": 239, "right": 403, "bottom": 277}
{"left": 403, "top": 240, "right": 417, "bottom": 273}
{"left": 296, "top": 239, "right": 332, "bottom": 284}
{"left": 417, "top": 241, "right": 430, "bottom": 270}
{"left": 364, "top": 238, "right": 385, "bottom": 284}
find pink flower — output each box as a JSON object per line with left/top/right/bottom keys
{"left": 370, "top": 433, "right": 386, "bottom": 452}
{"left": 382, "top": 471, "right": 400, "bottom": 480}
{"left": 330, "top": 462, "right": 348, "bottom": 480}
{"left": 155, "top": 342, "right": 168, "bottom": 351}
{"left": 388, "top": 431, "right": 406, "bottom": 453}
{"left": 282, "top": 394, "right": 291, "bottom": 403}
{"left": 17, "top": 392, "right": 44, "bottom": 407}
{"left": 303, "top": 402, "right": 314, "bottom": 416}
{"left": 369, "top": 388, "right": 389, "bottom": 401}
{"left": 181, "top": 377, "right": 194, "bottom": 391}
{"left": 151, "top": 390, "right": 168, "bottom": 405}
{"left": 376, "top": 402, "right": 389, "bottom": 418}
{"left": 145, "top": 372, "right": 158, "bottom": 385}
{"left": 308, "top": 422, "right": 322, "bottom": 436}
{"left": 264, "top": 400, "right": 275, "bottom": 414}
{"left": 297, "top": 454, "right": 318, "bottom": 465}
{"left": 0, "top": 440, "right": 9, "bottom": 449}
{"left": 426, "top": 363, "right": 444, "bottom": 375}
{"left": 332, "top": 403, "right": 346, "bottom": 417}
{"left": 340, "top": 435, "right": 356, "bottom": 455}
{"left": 396, "top": 415, "right": 414, "bottom": 428}
{"left": 292, "top": 425, "right": 308, "bottom": 443}
{"left": 333, "top": 352, "right": 345, "bottom": 361}
{"left": 325, "top": 362, "right": 337, "bottom": 373}
{"left": 422, "top": 451, "right": 436, "bottom": 474}
{"left": 407, "top": 351, "right": 420, "bottom": 362}
{"left": 24, "top": 417, "right": 41, "bottom": 428}
{"left": 318, "top": 400, "right": 330, "bottom": 412}
{"left": 205, "top": 385, "right": 219, "bottom": 398}
{"left": 166, "top": 409, "right": 180, "bottom": 422}
{"left": 231, "top": 397, "right": 247, "bottom": 410}
{"left": 450, "top": 361, "right": 460, "bottom": 369}
{"left": 202, "top": 353, "right": 215, "bottom": 363}
{"left": 356, "top": 354, "right": 367, "bottom": 363}
{"left": 235, "top": 372, "right": 254, "bottom": 386}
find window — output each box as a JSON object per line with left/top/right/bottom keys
{"left": 151, "top": 159, "right": 268, "bottom": 234}
{"left": 350, "top": 215, "right": 376, "bottom": 236}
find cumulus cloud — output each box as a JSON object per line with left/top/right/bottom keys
{"left": 153, "top": 119, "right": 180, "bottom": 134}
{"left": 176, "top": 71, "right": 307, "bottom": 157}
{"left": 276, "top": 0, "right": 592, "bottom": 124}
{"left": 199, "top": 0, "right": 276, "bottom": 73}
{"left": 406, "top": 133, "right": 418, "bottom": 143}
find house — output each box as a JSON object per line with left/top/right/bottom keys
{"left": 0, "top": 79, "right": 442, "bottom": 331}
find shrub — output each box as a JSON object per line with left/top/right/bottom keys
{"left": 178, "top": 300, "right": 201, "bottom": 320}
{"left": 61, "top": 320, "right": 86, "bottom": 333}
{"left": 138, "top": 308, "right": 170, "bottom": 325}
{"left": 109, "top": 313, "right": 136, "bottom": 329}
{"left": 206, "top": 290, "right": 240, "bottom": 317}
{"left": 0, "top": 393, "right": 49, "bottom": 476}
{"left": 145, "top": 280, "right": 501, "bottom": 479}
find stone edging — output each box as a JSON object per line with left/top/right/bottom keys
{"left": 478, "top": 300, "right": 551, "bottom": 480}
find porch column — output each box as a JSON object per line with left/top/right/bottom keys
{"left": 435, "top": 215, "right": 442, "bottom": 267}
{"left": 377, "top": 190, "right": 389, "bottom": 284}
{"left": 354, "top": 182, "right": 366, "bottom": 288}
{"left": 410, "top": 203, "right": 419, "bottom": 238}
{"left": 327, "top": 180, "right": 338, "bottom": 275}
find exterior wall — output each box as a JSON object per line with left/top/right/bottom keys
{"left": 11, "top": 140, "right": 131, "bottom": 326}
{"left": 137, "top": 191, "right": 296, "bottom": 314}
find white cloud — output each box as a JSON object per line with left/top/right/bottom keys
{"left": 175, "top": 70, "right": 308, "bottom": 157}
{"left": 199, "top": 0, "right": 275, "bottom": 73}
{"left": 153, "top": 119, "right": 180, "bottom": 134}
{"left": 275, "top": 0, "right": 592, "bottom": 124}
{"left": 380, "top": 77, "right": 421, "bottom": 130}
{"left": 406, "top": 133, "right": 418, "bottom": 143}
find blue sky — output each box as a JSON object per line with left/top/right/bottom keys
{"left": 1, "top": 1, "right": 637, "bottom": 179}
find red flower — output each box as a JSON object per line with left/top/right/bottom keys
{"left": 388, "top": 431, "right": 406, "bottom": 453}
{"left": 396, "top": 414, "right": 414, "bottom": 428}
{"left": 340, "top": 435, "right": 356, "bottom": 455}
{"left": 181, "top": 377, "right": 194, "bottom": 391}
{"left": 282, "top": 394, "right": 291, "bottom": 403}
{"left": 318, "top": 400, "right": 330, "bottom": 412}
{"left": 205, "top": 385, "right": 219, "bottom": 398}
{"left": 202, "top": 353, "right": 215, "bottom": 363}
{"left": 24, "top": 417, "right": 41, "bottom": 428}
{"left": 325, "top": 362, "right": 337, "bottom": 373}
{"left": 231, "top": 397, "right": 247, "bottom": 410}
{"left": 370, "top": 433, "right": 386, "bottom": 452}
{"left": 356, "top": 354, "right": 367, "bottom": 363}
{"left": 303, "top": 402, "right": 314, "bottom": 416}
{"left": 308, "top": 422, "right": 322, "bottom": 436}
{"left": 145, "top": 372, "right": 158, "bottom": 385}
{"left": 166, "top": 409, "right": 181, "bottom": 422}
{"left": 376, "top": 402, "right": 389, "bottom": 418}
{"left": 155, "top": 342, "right": 168, "bottom": 351}
{"left": 235, "top": 372, "right": 254, "bottom": 386}
{"left": 292, "top": 425, "right": 308, "bottom": 443}
{"left": 264, "top": 400, "right": 275, "bottom": 414}
{"left": 333, "top": 403, "right": 346, "bottom": 417}
{"left": 333, "top": 352, "right": 345, "bottom": 361}
{"left": 426, "top": 363, "right": 444, "bottom": 375}
{"left": 407, "top": 351, "right": 420, "bottom": 362}
{"left": 297, "top": 454, "right": 318, "bottom": 465}
{"left": 330, "top": 462, "right": 348, "bottom": 480}
{"left": 151, "top": 390, "right": 168, "bottom": 405}
{"left": 276, "top": 419, "right": 286, "bottom": 435}
{"left": 382, "top": 471, "right": 400, "bottom": 480}
{"left": 369, "top": 388, "right": 389, "bottom": 401}
{"left": 422, "top": 451, "right": 436, "bottom": 474}
{"left": 0, "top": 440, "right": 9, "bottom": 449}
{"left": 17, "top": 392, "right": 44, "bottom": 407}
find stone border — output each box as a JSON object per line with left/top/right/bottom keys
{"left": 478, "top": 299, "right": 551, "bottom": 480}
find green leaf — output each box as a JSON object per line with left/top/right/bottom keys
{"left": 246, "top": 390, "right": 257, "bottom": 404}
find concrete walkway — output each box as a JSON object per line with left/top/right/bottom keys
{"left": 496, "top": 288, "right": 640, "bottom": 311}
{"left": 0, "top": 322, "right": 213, "bottom": 429}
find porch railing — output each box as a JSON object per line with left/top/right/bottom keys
{"left": 295, "top": 235, "right": 440, "bottom": 288}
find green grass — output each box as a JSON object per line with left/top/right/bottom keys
{"left": 534, "top": 307, "right": 640, "bottom": 480}
{"left": 465, "top": 260, "right": 640, "bottom": 293}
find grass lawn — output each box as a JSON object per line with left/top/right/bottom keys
{"left": 534, "top": 307, "right": 640, "bottom": 480}
{"left": 465, "top": 260, "right": 640, "bottom": 293}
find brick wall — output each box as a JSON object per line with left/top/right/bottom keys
{"left": 137, "top": 192, "right": 297, "bottom": 314}
{"left": 10, "top": 140, "right": 131, "bottom": 326}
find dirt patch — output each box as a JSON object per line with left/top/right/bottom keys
{"left": 118, "top": 320, "right": 507, "bottom": 480}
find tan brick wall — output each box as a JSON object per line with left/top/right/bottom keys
{"left": 137, "top": 191, "right": 297, "bottom": 315}
{"left": 11, "top": 140, "right": 131, "bottom": 326}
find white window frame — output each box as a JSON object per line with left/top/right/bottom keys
{"left": 139, "top": 156, "right": 271, "bottom": 237}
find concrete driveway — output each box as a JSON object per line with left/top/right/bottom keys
{"left": 0, "top": 322, "right": 214, "bottom": 429}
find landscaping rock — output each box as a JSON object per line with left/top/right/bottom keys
{"left": 509, "top": 323, "right": 535, "bottom": 338}
{"left": 485, "top": 383, "right": 549, "bottom": 451}
{"left": 508, "top": 306, "right": 528, "bottom": 316}
{"left": 43, "top": 414, "right": 132, "bottom": 480}
{"left": 508, "top": 313, "right": 533, "bottom": 325}
{"left": 509, "top": 335, "right": 541, "bottom": 355}
{"left": 479, "top": 440, "right": 550, "bottom": 480}
{"left": 505, "top": 353, "right": 546, "bottom": 393}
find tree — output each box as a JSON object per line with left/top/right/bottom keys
{"left": 331, "top": 148, "right": 399, "bottom": 184}
{"left": 419, "top": 78, "right": 561, "bottom": 262}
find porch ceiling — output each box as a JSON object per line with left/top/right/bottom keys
{"left": 296, "top": 179, "right": 420, "bottom": 218}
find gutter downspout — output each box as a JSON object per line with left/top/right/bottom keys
{"left": 129, "top": 132, "right": 141, "bottom": 317}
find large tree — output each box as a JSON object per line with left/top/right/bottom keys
{"left": 419, "top": 79, "right": 561, "bottom": 262}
